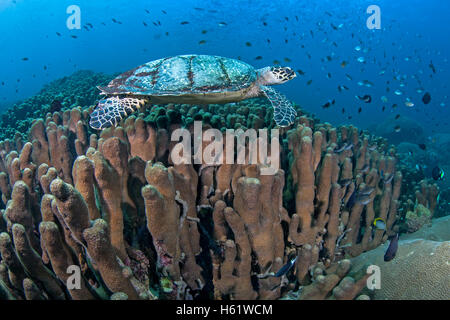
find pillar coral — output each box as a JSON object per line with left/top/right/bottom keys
{"left": 212, "top": 203, "right": 257, "bottom": 300}
{"left": 0, "top": 101, "right": 420, "bottom": 300}
{"left": 231, "top": 167, "right": 286, "bottom": 299}
{"left": 142, "top": 162, "right": 204, "bottom": 297}
{"left": 46, "top": 122, "right": 73, "bottom": 184}
{"left": 89, "top": 139, "right": 131, "bottom": 262}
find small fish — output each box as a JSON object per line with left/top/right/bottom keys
{"left": 432, "top": 166, "right": 445, "bottom": 181}
{"left": 384, "top": 233, "right": 399, "bottom": 262}
{"left": 245, "top": 42, "right": 252, "bottom": 47}
{"left": 356, "top": 95, "right": 372, "bottom": 103}
{"left": 334, "top": 144, "right": 347, "bottom": 153}
{"left": 161, "top": 10, "right": 167, "bottom": 14}
{"left": 383, "top": 174, "right": 394, "bottom": 184}
{"left": 381, "top": 96, "right": 388, "bottom": 103}
{"left": 273, "top": 60, "right": 280, "bottom": 65}
{"left": 306, "top": 79, "right": 312, "bottom": 85}
{"left": 422, "top": 92, "right": 431, "bottom": 104}
{"left": 321, "top": 99, "right": 335, "bottom": 109}
{"left": 429, "top": 61, "right": 436, "bottom": 74}
{"left": 395, "top": 114, "right": 400, "bottom": 120}
{"left": 180, "top": 21, "right": 189, "bottom": 25}
{"left": 201, "top": 30, "right": 208, "bottom": 34}
{"left": 21, "top": 57, "right": 29, "bottom": 61}
{"left": 143, "top": 21, "right": 147, "bottom": 27}
{"left": 362, "top": 80, "right": 374, "bottom": 87}
{"left": 218, "top": 22, "right": 227, "bottom": 27}
{"left": 360, "top": 164, "right": 370, "bottom": 174}
{"left": 346, "top": 190, "right": 357, "bottom": 209}
{"left": 405, "top": 101, "right": 414, "bottom": 107}
{"left": 340, "top": 61, "right": 348, "bottom": 68}
{"left": 394, "top": 89, "right": 402, "bottom": 96}
{"left": 339, "top": 179, "right": 352, "bottom": 187}
{"left": 337, "top": 85, "right": 348, "bottom": 92}
{"left": 254, "top": 56, "right": 262, "bottom": 60}
{"left": 71, "top": 35, "right": 78, "bottom": 39}
{"left": 358, "top": 107, "right": 362, "bottom": 113}
{"left": 354, "top": 45, "right": 361, "bottom": 51}
{"left": 297, "top": 69, "right": 305, "bottom": 76}
{"left": 345, "top": 73, "right": 353, "bottom": 80}
{"left": 198, "top": 40, "right": 206, "bottom": 45}
{"left": 357, "top": 56, "right": 365, "bottom": 63}
{"left": 275, "top": 256, "right": 298, "bottom": 277}
{"left": 418, "top": 143, "right": 426, "bottom": 150}
{"left": 284, "top": 57, "right": 291, "bottom": 62}
{"left": 56, "top": 32, "right": 61, "bottom": 36}
{"left": 356, "top": 194, "right": 373, "bottom": 205}
{"left": 344, "top": 143, "right": 354, "bottom": 151}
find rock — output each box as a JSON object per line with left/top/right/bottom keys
{"left": 373, "top": 115, "right": 425, "bottom": 145}
{"left": 350, "top": 216, "right": 450, "bottom": 300}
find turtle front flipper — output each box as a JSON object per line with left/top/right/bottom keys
{"left": 260, "top": 86, "right": 297, "bottom": 127}
{"left": 89, "top": 96, "right": 147, "bottom": 130}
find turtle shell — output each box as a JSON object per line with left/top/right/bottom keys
{"left": 98, "top": 55, "right": 257, "bottom": 96}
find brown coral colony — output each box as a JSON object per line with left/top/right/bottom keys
{"left": 0, "top": 99, "right": 439, "bottom": 300}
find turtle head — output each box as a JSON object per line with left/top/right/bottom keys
{"left": 257, "top": 66, "right": 296, "bottom": 85}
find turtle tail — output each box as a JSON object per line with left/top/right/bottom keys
{"left": 89, "top": 96, "right": 147, "bottom": 130}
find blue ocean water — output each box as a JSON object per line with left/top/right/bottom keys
{"left": 0, "top": 0, "right": 449, "bottom": 302}
{"left": 0, "top": 0, "right": 448, "bottom": 133}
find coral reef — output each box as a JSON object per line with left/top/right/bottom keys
{"left": 350, "top": 237, "right": 450, "bottom": 300}
{"left": 398, "top": 179, "right": 440, "bottom": 233}
{"left": 0, "top": 84, "right": 430, "bottom": 300}
{"left": 0, "top": 71, "right": 114, "bottom": 141}
{"left": 286, "top": 259, "right": 371, "bottom": 300}
{"left": 370, "top": 115, "right": 426, "bottom": 145}
{"left": 401, "top": 215, "right": 450, "bottom": 242}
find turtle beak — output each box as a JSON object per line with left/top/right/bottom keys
{"left": 287, "top": 68, "right": 296, "bottom": 79}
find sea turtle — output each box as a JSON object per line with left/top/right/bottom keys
{"left": 89, "top": 54, "right": 297, "bottom": 130}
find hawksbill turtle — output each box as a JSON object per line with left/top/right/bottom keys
{"left": 89, "top": 54, "right": 297, "bottom": 130}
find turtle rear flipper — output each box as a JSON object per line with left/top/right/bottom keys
{"left": 260, "top": 86, "right": 297, "bottom": 127}
{"left": 89, "top": 96, "right": 147, "bottom": 130}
